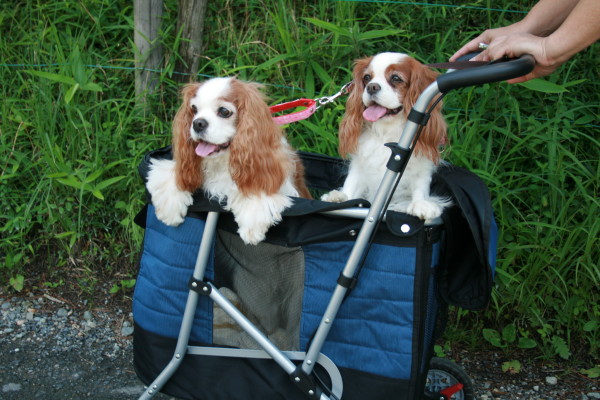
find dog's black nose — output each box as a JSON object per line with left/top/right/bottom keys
{"left": 366, "top": 82, "right": 381, "bottom": 95}
{"left": 193, "top": 118, "right": 208, "bottom": 133}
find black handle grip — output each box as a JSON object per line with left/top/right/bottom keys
{"left": 436, "top": 53, "right": 535, "bottom": 93}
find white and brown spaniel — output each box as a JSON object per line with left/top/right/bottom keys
{"left": 322, "top": 52, "right": 450, "bottom": 221}
{"left": 147, "top": 77, "right": 310, "bottom": 245}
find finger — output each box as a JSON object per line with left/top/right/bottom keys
{"left": 450, "top": 37, "right": 486, "bottom": 61}
{"left": 470, "top": 50, "right": 491, "bottom": 62}
{"left": 450, "top": 45, "right": 479, "bottom": 61}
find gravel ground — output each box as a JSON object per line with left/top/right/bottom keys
{"left": 1, "top": 290, "right": 598, "bottom": 400}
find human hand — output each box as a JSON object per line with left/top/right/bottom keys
{"left": 449, "top": 25, "right": 526, "bottom": 62}
{"left": 469, "top": 33, "right": 560, "bottom": 83}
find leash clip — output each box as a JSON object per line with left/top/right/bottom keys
{"left": 315, "top": 81, "right": 354, "bottom": 109}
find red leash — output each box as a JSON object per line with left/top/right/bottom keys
{"left": 270, "top": 98, "right": 317, "bottom": 125}
{"left": 269, "top": 82, "right": 353, "bottom": 125}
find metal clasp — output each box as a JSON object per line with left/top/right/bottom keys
{"left": 315, "top": 81, "right": 354, "bottom": 109}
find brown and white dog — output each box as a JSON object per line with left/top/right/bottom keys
{"left": 322, "top": 52, "right": 450, "bottom": 221}
{"left": 147, "top": 77, "right": 310, "bottom": 245}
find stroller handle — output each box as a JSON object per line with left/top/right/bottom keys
{"left": 436, "top": 53, "right": 535, "bottom": 93}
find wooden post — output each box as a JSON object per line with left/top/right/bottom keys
{"left": 175, "top": 0, "right": 209, "bottom": 83}
{"left": 134, "top": 0, "right": 164, "bottom": 109}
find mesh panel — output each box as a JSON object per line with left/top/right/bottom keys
{"left": 213, "top": 229, "right": 305, "bottom": 350}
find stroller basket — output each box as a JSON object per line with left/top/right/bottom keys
{"left": 132, "top": 54, "right": 533, "bottom": 400}
{"left": 133, "top": 148, "right": 494, "bottom": 400}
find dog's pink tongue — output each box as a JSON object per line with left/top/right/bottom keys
{"left": 363, "top": 105, "right": 388, "bottom": 122}
{"left": 195, "top": 141, "right": 219, "bottom": 157}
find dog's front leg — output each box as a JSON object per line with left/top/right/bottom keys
{"left": 146, "top": 159, "right": 194, "bottom": 226}
{"left": 228, "top": 193, "right": 292, "bottom": 245}
{"left": 404, "top": 159, "right": 445, "bottom": 221}
{"left": 320, "top": 163, "right": 363, "bottom": 203}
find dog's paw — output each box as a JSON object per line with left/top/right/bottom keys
{"left": 406, "top": 199, "right": 443, "bottom": 221}
{"left": 230, "top": 194, "right": 291, "bottom": 245}
{"left": 238, "top": 226, "right": 267, "bottom": 246}
{"left": 146, "top": 158, "right": 193, "bottom": 226}
{"left": 153, "top": 190, "right": 193, "bottom": 226}
{"left": 321, "top": 190, "right": 348, "bottom": 203}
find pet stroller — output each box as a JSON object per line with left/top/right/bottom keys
{"left": 132, "top": 54, "right": 535, "bottom": 400}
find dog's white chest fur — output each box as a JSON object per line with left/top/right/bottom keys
{"left": 348, "top": 120, "right": 404, "bottom": 198}
{"left": 201, "top": 153, "right": 236, "bottom": 201}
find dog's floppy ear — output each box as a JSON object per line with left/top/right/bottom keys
{"left": 173, "top": 83, "right": 204, "bottom": 192}
{"left": 339, "top": 56, "right": 372, "bottom": 158}
{"left": 228, "top": 79, "right": 289, "bottom": 196}
{"left": 404, "top": 61, "right": 447, "bottom": 164}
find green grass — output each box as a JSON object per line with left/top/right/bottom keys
{"left": 1, "top": 0, "right": 598, "bottom": 364}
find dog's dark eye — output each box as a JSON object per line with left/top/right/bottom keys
{"left": 217, "top": 107, "right": 233, "bottom": 118}
{"left": 191, "top": 104, "right": 197, "bottom": 113}
{"left": 363, "top": 74, "right": 372, "bottom": 84}
{"left": 390, "top": 74, "right": 403, "bottom": 83}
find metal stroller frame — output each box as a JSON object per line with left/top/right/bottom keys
{"left": 137, "top": 54, "right": 535, "bottom": 400}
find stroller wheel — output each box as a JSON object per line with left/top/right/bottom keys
{"left": 425, "top": 357, "right": 474, "bottom": 400}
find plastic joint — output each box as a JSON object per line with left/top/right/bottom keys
{"left": 290, "top": 367, "right": 321, "bottom": 399}
{"left": 188, "top": 277, "right": 212, "bottom": 296}
{"left": 385, "top": 142, "right": 411, "bottom": 172}
{"left": 337, "top": 273, "right": 358, "bottom": 289}
{"left": 407, "top": 108, "right": 430, "bottom": 125}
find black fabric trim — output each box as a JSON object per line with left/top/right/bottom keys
{"left": 409, "top": 227, "right": 435, "bottom": 399}
{"left": 133, "top": 203, "right": 148, "bottom": 228}
{"left": 385, "top": 211, "right": 425, "bottom": 237}
{"left": 133, "top": 323, "right": 421, "bottom": 400}
{"left": 133, "top": 323, "right": 309, "bottom": 400}
{"left": 298, "top": 151, "right": 348, "bottom": 191}
{"left": 432, "top": 164, "right": 495, "bottom": 310}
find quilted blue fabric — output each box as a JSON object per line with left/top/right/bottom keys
{"left": 300, "top": 240, "right": 440, "bottom": 379}
{"left": 133, "top": 205, "right": 214, "bottom": 343}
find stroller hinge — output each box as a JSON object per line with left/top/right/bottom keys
{"left": 188, "top": 277, "right": 211, "bottom": 296}
{"left": 290, "top": 367, "right": 321, "bottom": 399}
{"left": 385, "top": 142, "right": 411, "bottom": 173}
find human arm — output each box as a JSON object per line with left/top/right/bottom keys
{"left": 449, "top": 0, "right": 581, "bottom": 62}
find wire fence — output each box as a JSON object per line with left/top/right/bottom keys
{"left": 1, "top": 1, "right": 527, "bottom": 78}
{"left": 336, "top": 0, "right": 528, "bottom": 14}
{"left": 2, "top": 2, "right": 597, "bottom": 128}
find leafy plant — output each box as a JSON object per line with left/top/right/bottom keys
{"left": 9, "top": 274, "right": 24, "bottom": 292}
{"left": 482, "top": 323, "right": 537, "bottom": 350}
{"left": 501, "top": 360, "right": 521, "bottom": 374}
{"left": 110, "top": 278, "right": 137, "bottom": 294}
{"left": 580, "top": 366, "right": 600, "bottom": 379}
